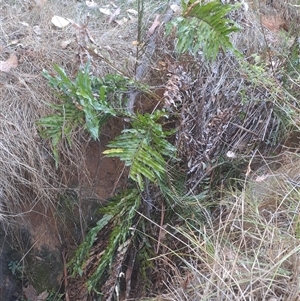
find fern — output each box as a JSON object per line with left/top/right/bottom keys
{"left": 167, "top": 0, "right": 241, "bottom": 61}
{"left": 38, "top": 63, "right": 134, "bottom": 166}
{"left": 36, "top": 101, "right": 85, "bottom": 166}
{"left": 88, "top": 189, "right": 140, "bottom": 291}
{"left": 68, "top": 214, "right": 113, "bottom": 277}
{"left": 68, "top": 189, "right": 141, "bottom": 292}
{"left": 103, "top": 111, "right": 177, "bottom": 189}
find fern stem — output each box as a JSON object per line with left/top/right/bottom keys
{"left": 183, "top": 0, "right": 202, "bottom": 18}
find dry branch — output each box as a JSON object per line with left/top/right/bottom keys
{"left": 127, "top": 1, "right": 180, "bottom": 113}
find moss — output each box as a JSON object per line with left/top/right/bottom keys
{"left": 25, "top": 246, "right": 63, "bottom": 294}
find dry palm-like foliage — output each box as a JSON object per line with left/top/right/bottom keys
{"left": 161, "top": 0, "right": 300, "bottom": 194}
{"left": 164, "top": 54, "right": 279, "bottom": 192}
{"left": 158, "top": 153, "right": 300, "bottom": 301}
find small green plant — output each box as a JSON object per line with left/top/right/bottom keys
{"left": 39, "top": 61, "right": 181, "bottom": 296}
{"left": 8, "top": 260, "right": 23, "bottom": 279}
{"left": 282, "top": 37, "right": 300, "bottom": 100}
{"left": 167, "top": 0, "right": 241, "bottom": 60}
{"left": 38, "top": 63, "right": 133, "bottom": 166}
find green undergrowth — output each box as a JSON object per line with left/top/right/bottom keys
{"left": 36, "top": 0, "right": 300, "bottom": 299}
{"left": 167, "top": 0, "right": 241, "bottom": 60}
{"left": 38, "top": 63, "right": 135, "bottom": 166}
{"left": 69, "top": 189, "right": 141, "bottom": 291}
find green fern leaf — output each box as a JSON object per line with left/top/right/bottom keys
{"left": 85, "top": 189, "right": 141, "bottom": 291}
{"left": 68, "top": 213, "right": 113, "bottom": 277}
{"left": 103, "top": 112, "right": 177, "bottom": 189}
{"left": 38, "top": 63, "right": 135, "bottom": 166}
{"left": 171, "top": 0, "right": 241, "bottom": 61}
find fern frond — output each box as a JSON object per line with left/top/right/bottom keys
{"left": 170, "top": 0, "right": 241, "bottom": 61}
{"left": 36, "top": 101, "right": 85, "bottom": 167}
{"left": 68, "top": 214, "right": 113, "bottom": 277}
{"left": 38, "top": 63, "right": 137, "bottom": 166}
{"left": 68, "top": 189, "right": 141, "bottom": 293}
{"left": 103, "top": 111, "right": 177, "bottom": 189}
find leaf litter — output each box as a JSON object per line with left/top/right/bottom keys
{"left": 0, "top": 54, "right": 18, "bottom": 72}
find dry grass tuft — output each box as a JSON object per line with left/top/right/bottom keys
{"left": 159, "top": 152, "right": 300, "bottom": 301}
{"left": 1, "top": 1, "right": 80, "bottom": 216}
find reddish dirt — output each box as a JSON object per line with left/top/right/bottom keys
{"left": 84, "top": 140, "right": 125, "bottom": 198}
{"left": 67, "top": 117, "right": 128, "bottom": 199}
{"left": 18, "top": 205, "right": 61, "bottom": 251}
{"left": 11, "top": 117, "right": 130, "bottom": 299}
{"left": 18, "top": 116, "right": 127, "bottom": 237}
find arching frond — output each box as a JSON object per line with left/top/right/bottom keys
{"left": 103, "top": 111, "right": 177, "bottom": 189}
{"left": 168, "top": 0, "right": 241, "bottom": 60}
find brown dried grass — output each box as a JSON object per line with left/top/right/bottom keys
{"left": 0, "top": 0, "right": 159, "bottom": 217}
{"left": 156, "top": 153, "right": 300, "bottom": 301}
{"left": 0, "top": 1, "right": 78, "bottom": 217}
